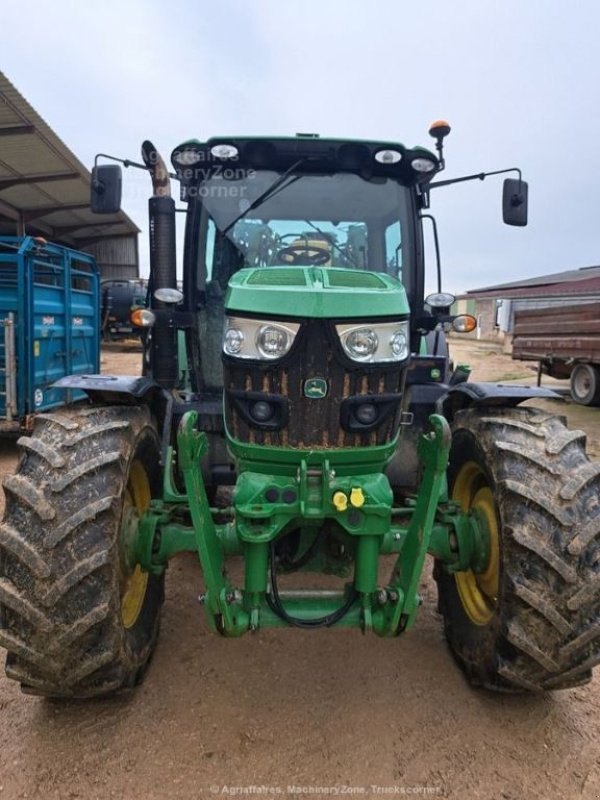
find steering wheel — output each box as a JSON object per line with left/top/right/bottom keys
{"left": 277, "top": 244, "right": 331, "bottom": 266}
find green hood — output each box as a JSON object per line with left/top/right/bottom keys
{"left": 225, "top": 267, "right": 409, "bottom": 318}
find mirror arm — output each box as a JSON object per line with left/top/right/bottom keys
{"left": 93, "top": 153, "right": 178, "bottom": 180}
{"left": 420, "top": 214, "right": 442, "bottom": 294}
{"left": 430, "top": 167, "right": 522, "bottom": 191}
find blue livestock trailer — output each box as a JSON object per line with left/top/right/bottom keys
{"left": 0, "top": 237, "right": 100, "bottom": 431}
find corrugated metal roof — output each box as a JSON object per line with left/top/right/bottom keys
{"left": 466, "top": 264, "right": 600, "bottom": 295}
{"left": 460, "top": 273, "right": 600, "bottom": 300}
{"left": 0, "top": 71, "right": 139, "bottom": 247}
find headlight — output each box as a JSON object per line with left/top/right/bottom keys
{"left": 210, "top": 144, "right": 239, "bottom": 160}
{"left": 224, "top": 327, "right": 244, "bottom": 355}
{"left": 154, "top": 287, "right": 183, "bottom": 304}
{"left": 390, "top": 329, "right": 408, "bottom": 357}
{"left": 172, "top": 149, "right": 203, "bottom": 166}
{"left": 411, "top": 157, "right": 437, "bottom": 173}
{"left": 223, "top": 317, "right": 299, "bottom": 360}
{"left": 336, "top": 320, "right": 409, "bottom": 363}
{"left": 355, "top": 402, "right": 378, "bottom": 424}
{"left": 426, "top": 291, "right": 456, "bottom": 308}
{"left": 345, "top": 328, "right": 378, "bottom": 360}
{"left": 374, "top": 149, "right": 402, "bottom": 164}
{"left": 256, "top": 325, "right": 291, "bottom": 359}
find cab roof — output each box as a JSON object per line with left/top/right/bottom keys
{"left": 171, "top": 135, "right": 440, "bottom": 186}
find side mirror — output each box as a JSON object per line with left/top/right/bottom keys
{"left": 91, "top": 164, "right": 122, "bottom": 214}
{"left": 503, "top": 178, "right": 528, "bottom": 226}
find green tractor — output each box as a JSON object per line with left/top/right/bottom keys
{"left": 1, "top": 123, "right": 599, "bottom": 698}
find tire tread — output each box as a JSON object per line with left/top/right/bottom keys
{"left": 436, "top": 406, "right": 600, "bottom": 692}
{"left": 0, "top": 405, "right": 163, "bottom": 698}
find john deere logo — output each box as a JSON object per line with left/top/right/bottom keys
{"left": 304, "top": 377, "right": 328, "bottom": 399}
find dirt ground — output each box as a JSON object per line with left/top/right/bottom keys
{"left": 1, "top": 339, "right": 600, "bottom": 800}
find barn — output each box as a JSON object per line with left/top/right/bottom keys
{"left": 453, "top": 266, "right": 600, "bottom": 348}
{"left": 0, "top": 71, "right": 139, "bottom": 280}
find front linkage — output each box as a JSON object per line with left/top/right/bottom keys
{"left": 133, "top": 412, "right": 489, "bottom": 637}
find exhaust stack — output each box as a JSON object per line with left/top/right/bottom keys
{"left": 142, "top": 141, "right": 178, "bottom": 389}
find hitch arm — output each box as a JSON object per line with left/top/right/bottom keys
{"left": 177, "top": 411, "right": 249, "bottom": 635}
{"left": 390, "top": 414, "right": 451, "bottom": 632}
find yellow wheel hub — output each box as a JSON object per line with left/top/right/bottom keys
{"left": 120, "top": 460, "right": 150, "bottom": 630}
{"left": 452, "top": 461, "right": 500, "bottom": 625}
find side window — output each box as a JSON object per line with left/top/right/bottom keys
{"left": 384, "top": 221, "right": 402, "bottom": 280}
{"left": 205, "top": 218, "right": 216, "bottom": 282}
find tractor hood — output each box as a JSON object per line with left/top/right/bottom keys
{"left": 225, "top": 267, "right": 410, "bottom": 318}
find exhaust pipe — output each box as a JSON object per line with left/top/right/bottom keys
{"left": 141, "top": 141, "right": 178, "bottom": 389}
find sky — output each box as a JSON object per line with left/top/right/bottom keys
{"left": 1, "top": 0, "right": 599, "bottom": 294}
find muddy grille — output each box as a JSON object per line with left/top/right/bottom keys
{"left": 224, "top": 320, "right": 405, "bottom": 448}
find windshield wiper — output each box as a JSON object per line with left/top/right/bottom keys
{"left": 222, "top": 158, "right": 308, "bottom": 236}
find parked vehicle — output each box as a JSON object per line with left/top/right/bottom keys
{"left": 101, "top": 278, "right": 147, "bottom": 340}
{"left": 512, "top": 302, "right": 600, "bottom": 405}
{"left": 0, "top": 236, "right": 99, "bottom": 432}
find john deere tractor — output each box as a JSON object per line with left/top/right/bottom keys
{"left": 1, "top": 124, "right": 599, "bottom": 698}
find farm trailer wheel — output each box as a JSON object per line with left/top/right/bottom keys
{"left": 435, "top": 406, "right": 600, "bottom": 692}
{"left": 570, "top": 363, "right": 600, "bottom": 407}
{"left": 0, "top": 405, "right": 164, "bottom": 698}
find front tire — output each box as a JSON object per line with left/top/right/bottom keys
{"left": 0, "top": 405, "right": 164, "bottom": 698}
{"left": 435, "top": 407, "right": 600, "bottom": 692}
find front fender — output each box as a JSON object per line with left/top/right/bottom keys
{"left": 52, "top": 373, "right": 173, "bottom": 457}
{"left": 440, "top": 381, "right": 560, "bottom": 421}
{"left": 53, "top": 374, "right": 164, "bottom": 404}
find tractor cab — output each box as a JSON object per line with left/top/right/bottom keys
{"left": 174, "top": 135, "right": 440, "bottom": 299}
{"left": 172, "top": 136, "right": 442, "bottom": 405}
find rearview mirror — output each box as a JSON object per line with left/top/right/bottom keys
{"left": 91, "top": 164, "right": 122, "bottom": 214}
{"left": 503, "top": 178, "right": 528, "bottom": 226}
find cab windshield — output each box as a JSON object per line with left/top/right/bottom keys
{"left": 188, "top": 169, "right": 415, "bottom": 389}
{"left": 193, "top": 170, "right": 415, "bottom": 294}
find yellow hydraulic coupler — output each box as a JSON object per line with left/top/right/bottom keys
{"left": 333, "top": 491, "right": 348, "bottom": 512}
{"left": 350, "top": 488, "right": 365, "bottom": 508}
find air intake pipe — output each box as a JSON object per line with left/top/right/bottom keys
{"left": 142, "top": 140, "right": 179, "bottom": 388}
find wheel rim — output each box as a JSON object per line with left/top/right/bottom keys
{"left": 452, "top": 461, "right": 500, "bottom": 625}
{"left": 572, "top": 365, "right": 592, "bottom": 399}
{"left": 120, "top": 460, "right": 150, "bottom": 630}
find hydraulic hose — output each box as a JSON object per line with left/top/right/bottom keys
{"left": 266, "top": 541, "right": 357, "bottom": 629}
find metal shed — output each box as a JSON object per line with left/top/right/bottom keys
{"left": 0, "top": 71, "right": 139, "bottom": 279}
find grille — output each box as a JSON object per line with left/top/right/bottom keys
{"left": 224, "top": 320, "right": 404, "bottom": 448}
{"left": 247, "top": 269, "right": 308, "bottom": 286}
{"left": 325, "top": 272, "right": 388, "bottom": 289}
